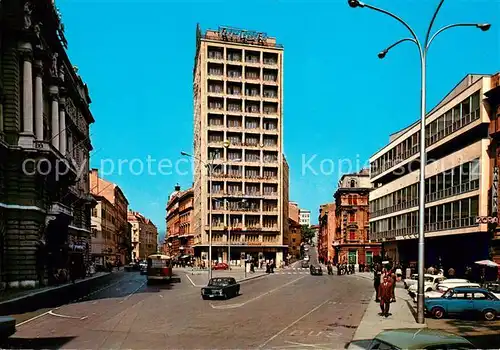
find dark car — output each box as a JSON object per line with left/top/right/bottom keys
{"left": 0, "top": 316, "right": 16, "bottom": 341}
{"left": 201, "top": 277, "right": 240, "bottom": 299}
{"left": 310, "top": 265, "right": 323, "bottom": 276}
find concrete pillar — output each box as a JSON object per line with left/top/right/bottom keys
{"left": 34, "top": 61, "right": 44, "bottom": 141}
{"left": 50, "top": 87, "right": 59, "bottom": 150}
{"left": 22, "top": 54, "right": 34, "bottom": 135}
{"left": 59, "top": 97, "right": 67, "bottom": 155}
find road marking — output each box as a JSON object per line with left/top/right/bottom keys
{"left": 16, "top": 310, "right": 52, "bottom": 327}
{"left": 48, "top": 310, "right": 88, "bottom": 320}
{"left": 120, "top": 279, "right": 147, "bottom": 303}
{"left": 259, "top": 298, "right": 332, "bottom": 348}
{"left": 211, "top": 276, "right": 306, "bottom": 309}
{"left": 185, "top": 274, "right": 198, "bottom": 287}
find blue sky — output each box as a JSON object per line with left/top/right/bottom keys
{"left": 58, "top": 0, "right": 499, "bottom": 237}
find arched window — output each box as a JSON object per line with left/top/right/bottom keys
{"left": 350, "top": 179, "right": 356, "bottom": 188}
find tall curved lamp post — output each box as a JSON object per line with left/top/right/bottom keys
{"left": 181, "top": 141, "right": 230, "bottom": 280}
{"left": 347, "top": 0, "right": 490, "bottom": 324}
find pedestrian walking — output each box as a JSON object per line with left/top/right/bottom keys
{"left": 448, "top": 267, "right": 455, "bottom": 278}
{"left": 378, "top": 275, "right": 393, "bottom": 317}
{"left": 390, "top": 269, "right": 397, "bottom": 302}
{"left": 374, "top": 264, "right": 382, "bottom": 302}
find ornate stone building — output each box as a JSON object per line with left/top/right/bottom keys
{"left": 0, "top": 1, "right": 95, "bottom": 288}
{"left": 334, "top": 169, "right": 381, "bottom": 266}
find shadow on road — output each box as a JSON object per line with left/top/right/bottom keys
{"left": 1, "top": 336, "right": 76, "bottom": 349}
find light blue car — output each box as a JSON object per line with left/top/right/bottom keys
{"left": 425, "top": 287, "right": 500, "bottom": 321}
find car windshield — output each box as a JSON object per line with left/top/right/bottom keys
{"left": 209, "top": 278, "right": 231, "bottom": 286}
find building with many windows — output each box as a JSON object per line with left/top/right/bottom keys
{"left": 0, "top": 1, "right": 95, "bottom": 288}
{"left": 89, "top": 169, "right": 129, "bottom": 265}
{"left": 165, "top": 185, "right": 194, "bottom": 260}
{"left": 192, "top": 25, "right": 286, "bottom": 265}
{"left": 299, "top": 209, "right": 311, "bottom": 227}
{"left": 369, "top": 74, "right": 498, "bottom": 273}
{"left": 128, "top": 210, "right": 158, "bottom": 260}
{"left": 334, "top": 169, "right": 380, "bottom": 266}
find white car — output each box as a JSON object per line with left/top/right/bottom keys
{"left": 408, "top": 275, "right": 446, "bottom": 295}
{"left": 405, "top": 273, "right": 443, "bottom": 290}
{"left": 436, "top": 279, "right": 473, "bottom": 293}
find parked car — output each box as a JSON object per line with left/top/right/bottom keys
{"left": 310, "top": 265, "right": 323, "bottom": 276}
{"left": 212, "top": 262, "right": 229, "bottom": 270}
{"left": 0, "top": 316, "right": 16, "bottom": 341}
{"left": 348, "top": 328, "right": 474, "bottom": 349}
{"left": 425, "top": 287, "right": 500, "bottom": 321}
{"left": 404, "top": 273, "right": 443, "bottom": 289}
{"left": 414, "top": 283, "right": 481, "bottom": 303}
{"left": 201, "top": 277, "right": 240, "bottom": 299}
{"left": 408, "top": 275, "right": 447, "bottom": 296}
{"left": 436, "top": 280, "right": 476, "bottom": 293}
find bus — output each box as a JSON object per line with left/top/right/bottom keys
{"left": 146, "top": 254, "right": 173, "bottom": 283}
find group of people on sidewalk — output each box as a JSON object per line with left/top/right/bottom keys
{"left": 373, "top": 263, "right": 398, "bottom": 318}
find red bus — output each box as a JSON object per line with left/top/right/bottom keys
{"left": 146, "top": 254, "right": 173, "bottom": 283}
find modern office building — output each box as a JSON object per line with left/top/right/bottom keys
{"left": 299, "top": 209, "right": 311, "bottom": 227}
{"left": 369, "top": 74, "right": 498, "bottom": 273}
{"left": 192, "top": 25, "right": 286, "bottom": 265}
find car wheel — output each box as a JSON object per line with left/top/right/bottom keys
{"left": 432, "top": 307, "right": 445, "bottom": 319}
{"left": 483, "top": 309, "right": 497, "bottom": 321}
{"left": 404, "top": 282, "right": 408, "bottom": 289}
{"left": 426, "top": 288, "right": 432, "bottom": 292}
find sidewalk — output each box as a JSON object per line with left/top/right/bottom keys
{"left": 0, "top": 271, "right": 115, "bottom": 316}
{"left": 349, "top": 280, "right": 426, "bottom": 346}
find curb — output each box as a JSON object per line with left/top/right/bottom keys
{"left": 0, "top": 272, "right": 113, "bottom": 316}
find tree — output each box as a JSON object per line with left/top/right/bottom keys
{"left": 301, "top": 225, "right": 315, "bottom": 243}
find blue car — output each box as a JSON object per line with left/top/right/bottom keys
{"left": 425, "top": 287, "right": 500, "bottom": 321}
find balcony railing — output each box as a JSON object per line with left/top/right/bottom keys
{"left": 371, "top": 179, "right": 479, "bottom": 218}
{"left": 373, "top": 216, "right": 477, "bottom": 240}
{"left": 372, "top": 108, "right": 480, "bottom": 178}
{"left": 425, "top": 109, "right": 480, "bottom": 147}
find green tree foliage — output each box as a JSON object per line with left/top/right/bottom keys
{"left": 301, "top": 225, "right": 316, "bottom": 243}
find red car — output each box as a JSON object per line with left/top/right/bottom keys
{"left": 212, "top": 262, "right": 229, "bottom": 270}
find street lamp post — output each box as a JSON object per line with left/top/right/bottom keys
{"left": 348, "top": 0, "right": 490, "bottom": 324}
{"left": 181, "top": 141, "right": 230, "bottom": 281}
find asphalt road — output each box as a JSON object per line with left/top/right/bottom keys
{"left": 4, "top": 269, "right": 373, "bottom": 349}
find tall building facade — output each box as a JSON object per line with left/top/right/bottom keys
{"left": 165, "top": 185, "right": 194, "bottom": 259}
{"left": 0, "top": 1, "right": 95, "bottom": 288}
{"left": 89, "top": 169, "right": 129, "bottom": 265}
{"left": 299, "top": 209, "right": 311, "bottom": 227}
{"left": 335, "top": 169, "right": 381, "bottom": 266}
{"left": 369, "top": 74, "right": 497, "bottom": 274}
{"left": 128, "top": 210, "right": 158, "bottom": 259}
{"left": 318, "top": 203, "right": 336, "bottom": 263}
{"left": 192, "top": 25, "right": 286, "bottom": 265}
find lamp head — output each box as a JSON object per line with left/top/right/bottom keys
{"left": 377, "top": 50, "right": 387, "bottom": 59}
{"left": 348, "top": 0, "right": 365, "bottom": 8}
{"left": 477, "top": 23, "right": 491, "bottom": 31}
{"left": 180, "top": 151, "right": 189, "bottom": 156}
{"left": 223, "top": 140, "right": 230, "bottom": 148}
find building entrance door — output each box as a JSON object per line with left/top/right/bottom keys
{"left": 348, "top": 250, "right": 357, "bottom": 265}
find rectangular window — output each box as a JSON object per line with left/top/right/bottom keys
{"left": 452, "top": 167, "right": 460, "bottom": 187}
{"left": 470, "top": 159, "right": 480, "bottom": 181}
{"left": 452, "top": 202, "right": 460, "bottom": 220}
{"left": 471, "top": 91, "right": 480, "bottom": 112}
{"left": 461, "top": 162, "right": 470, "bottom": 184}
{"left": 444, "top": 203, "right": 452, "bottom": 221}
{"left": 349, "top": 230, "right": 356, "bottom": 240}
{"left": 470, "top": 196, "right": 479, "bottom": 218}
{"left": 460, "top": 198, "right": 470, "bottom": 218}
